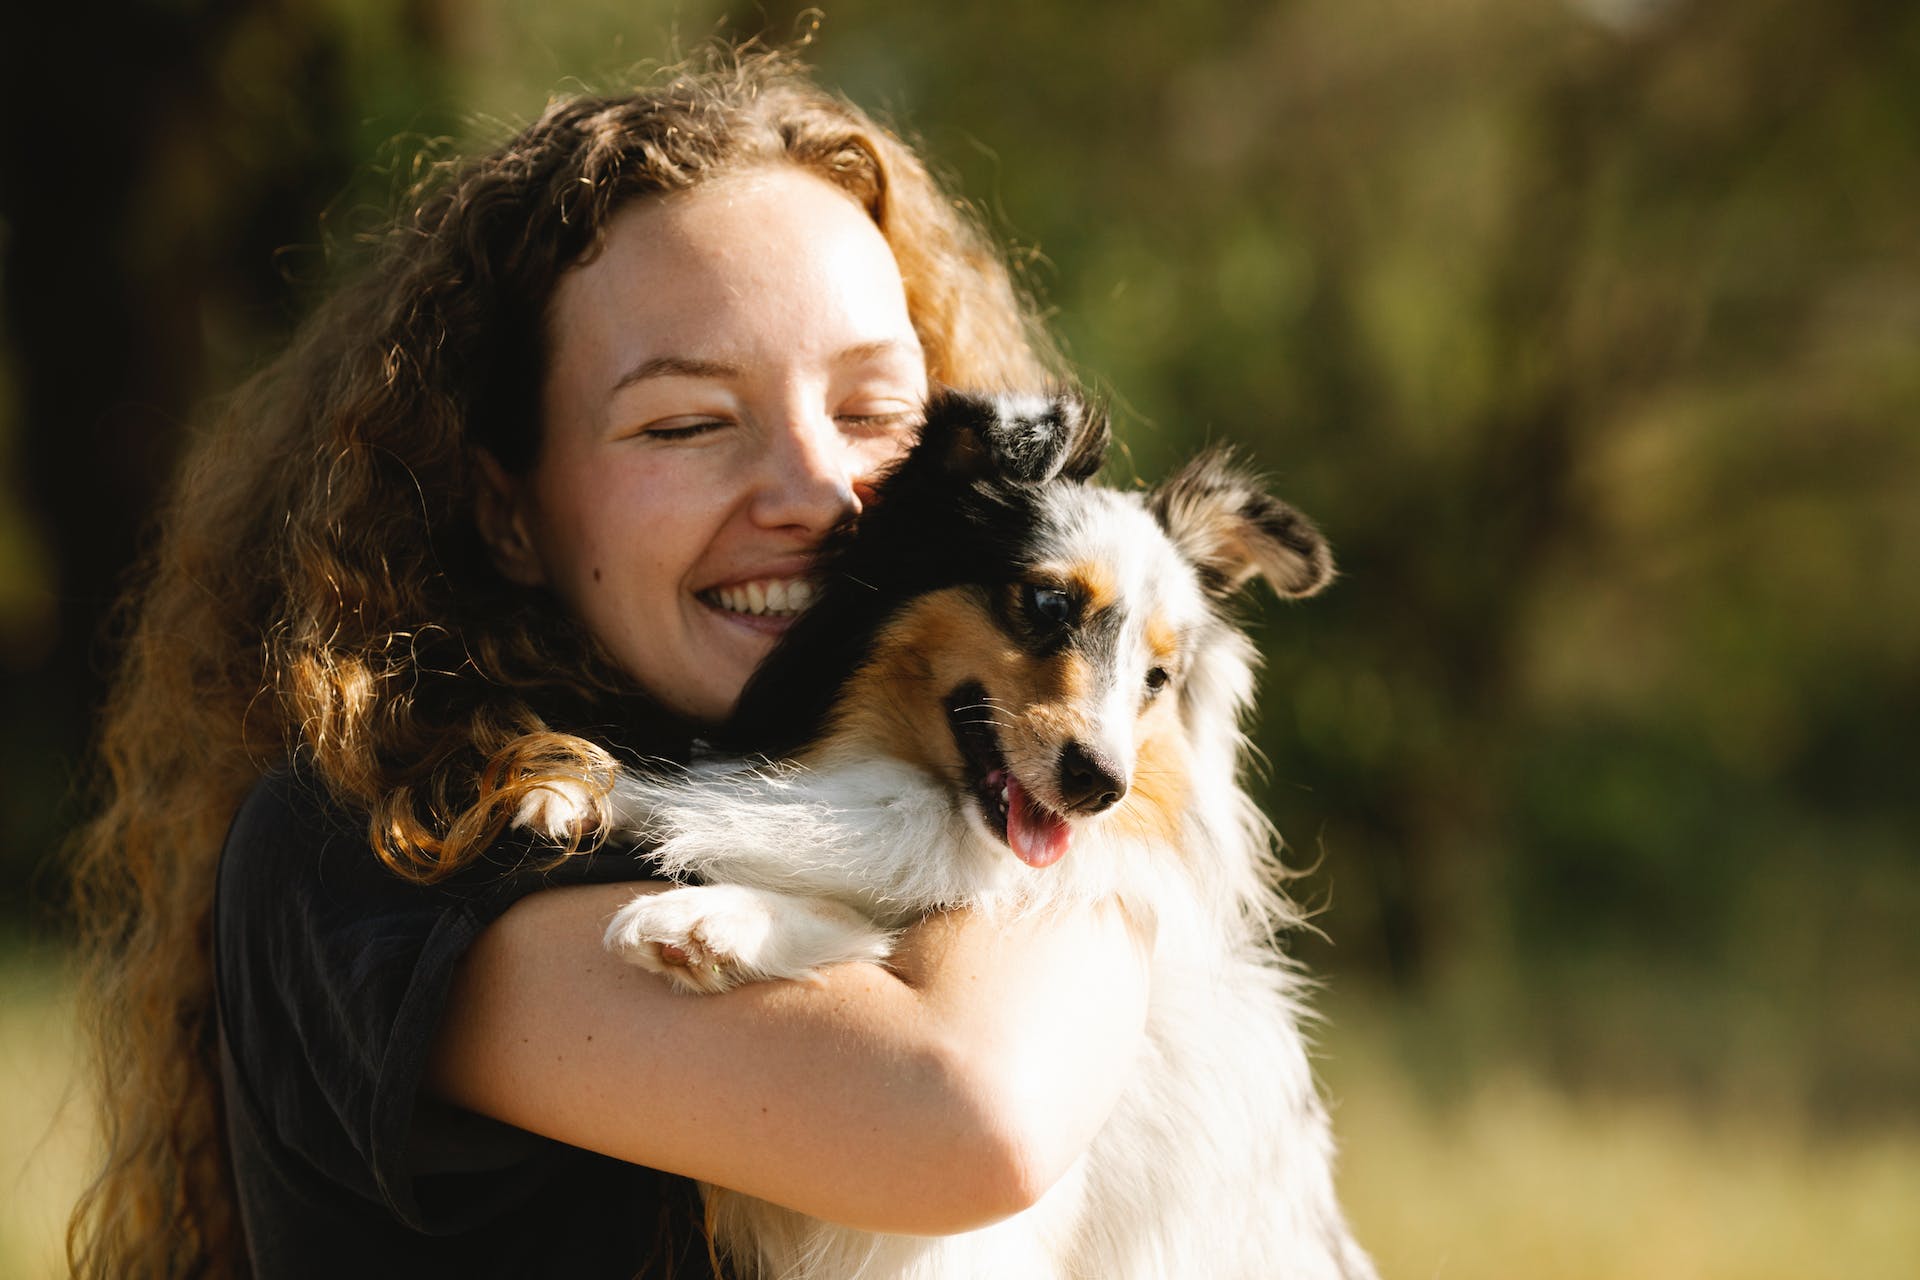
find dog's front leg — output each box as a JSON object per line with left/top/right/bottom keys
{"left": 604, "top": 884, "right": 896, "bottom": 994}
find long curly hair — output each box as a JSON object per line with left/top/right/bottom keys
{"left": 66, "top": 48, "right": 1053, "bottom": 1277}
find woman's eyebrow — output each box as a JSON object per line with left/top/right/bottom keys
{"left": 832, "top": 338, "right": 921, "bottom": 368}
{"left": 610, "top": 339, "right": 920, "bottom": 395}
{"left": 611, "top": 353, "right": 740, "bottom": 393}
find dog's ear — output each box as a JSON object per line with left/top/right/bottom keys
{"left": 919, "top": 388, "right": 1109, "bottom": 485}
{"left": 1151, "top": 447, "right": 1335, "bottom": 600}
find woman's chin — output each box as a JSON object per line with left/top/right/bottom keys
{"left": 670, "top": 603, "right": 796, "bottom": 716}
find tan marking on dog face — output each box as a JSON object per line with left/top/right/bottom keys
{"left": 806, "top": 580, "right": 1201, "bottom": 848}
{"left": 1108, "top": 700, "right": 1191, "bottom": 847}
{"left": 1063, "top": 560, "right": 1119, "bottom": 614}
{"left": 1145, "top": 613, "right": 1181, "bottom": 666}
{"left": 1048, "top": 651, "right": 1093, "bottom": 701}
{"left": 808, "top": 588, "right": 1109, "bottom": 809}
{"left": 978, "top": 638, "right": 1108, "bottom": 812}
{"left": 805, "top": 589, "right": 1007, "bottom": 776}
{"left": 1025, "top": 557, "right": 1122, "bottom": 622}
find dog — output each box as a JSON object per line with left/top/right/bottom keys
{"left": 522, "top": 391, "right": 1377, "bottom": 1279}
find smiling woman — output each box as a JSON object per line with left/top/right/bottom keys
{"left": 64, "top": 49, "right": 1155, "bottom": 1280}
{"left": 476, "top": 168, "right": 931, "bottom": 723}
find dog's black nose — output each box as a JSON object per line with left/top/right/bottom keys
{"left": 1058, "top": 741, "right": 1127, "bottom": 814}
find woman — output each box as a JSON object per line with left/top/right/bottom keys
{"left": 68, "top": 52, "right": 1151, "bottom": 1277}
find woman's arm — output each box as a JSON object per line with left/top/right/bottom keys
{"left": 427, "top": 881, "right": 1151, "bottom": 1235}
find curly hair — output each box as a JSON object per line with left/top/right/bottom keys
{"left": 66, "top": 48, "right": 1054, "bottom": 1277}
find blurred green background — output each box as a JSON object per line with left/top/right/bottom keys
{"left": 2, "top": 1, "right": 1917, "bottom": 1275}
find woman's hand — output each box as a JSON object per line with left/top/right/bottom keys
{"left": 881, "top": 897, "right": 1155, "bottom": 1205}
{"left": 429, "top": 883, "right": 1151, "bottom": 1235}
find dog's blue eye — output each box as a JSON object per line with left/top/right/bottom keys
{"left": 1026, "top": 584, "right": 1074, "bottom": 627}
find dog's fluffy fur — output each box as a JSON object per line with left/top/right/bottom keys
{"left": 522, "top": 392, "right": 1376, "bottom": 1279}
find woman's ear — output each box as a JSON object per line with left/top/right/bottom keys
{"left": 472, "top": 450, "right": 547, "bottom": 587}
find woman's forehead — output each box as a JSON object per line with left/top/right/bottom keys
{"left": 546, "top": 167, "right": 921, "bottom": 386}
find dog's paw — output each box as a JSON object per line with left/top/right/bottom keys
{"left": 512, "top": 777, "right": 600, "bottom": 843}
{"left": 603, "top": 885, "right": 894, "bottom": 995}
{"left": 604, "top": 885, "right": 776, "bottom": 994}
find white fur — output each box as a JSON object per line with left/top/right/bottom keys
{"left": 514, "top": 778, "right": 600, "bottom": 842}
{"left": 605, "top": 883, "right": 895, "bottom": 994}
{"left": 569, "top": 484, "right": 1377, "bottom": 1279}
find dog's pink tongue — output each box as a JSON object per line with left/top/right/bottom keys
{"left": 1006, "top": 775, "right": 1071, "bottom": 868}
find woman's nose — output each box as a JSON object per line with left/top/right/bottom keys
{"left": 750, "top": 409, "right": 864, "bottom": 535}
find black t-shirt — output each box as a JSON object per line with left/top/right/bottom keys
{"left": 214, "top": 763, "right": 718, "bottom": 1278}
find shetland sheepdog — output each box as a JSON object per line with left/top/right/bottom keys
{"left": 522, "top": 391, "right": 1377, "bottom": 1279}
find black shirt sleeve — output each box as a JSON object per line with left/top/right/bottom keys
{"left": 214, "top": 764, "right": 715, "bottom": 1278}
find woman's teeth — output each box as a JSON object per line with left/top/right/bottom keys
{"left": 704, "top": 578, "right": 815, "bottom": 617}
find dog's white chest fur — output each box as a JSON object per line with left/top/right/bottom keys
{"left": 518, "top": 391, "right": 1376, "bottom": 1278}
{"left": 579, "top": 755, "right": 1376, "bottom": 1280}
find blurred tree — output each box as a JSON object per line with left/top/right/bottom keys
{"left": 0, "top": 0, "right": 455, "bottom": 914}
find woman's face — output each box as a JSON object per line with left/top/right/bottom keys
{"left": 486, "top": 166, "right": 928, "bottom": 724}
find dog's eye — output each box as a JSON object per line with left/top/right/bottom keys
{"left": 1025, "top": 584, "right": 1075, "bottom": 628}
{"left": 1145, "top": 666, "right": 1172, "bottom": 695}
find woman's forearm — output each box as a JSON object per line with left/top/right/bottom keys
{"left": 429, "top": 882, "right": 1151, "bottom": 1234}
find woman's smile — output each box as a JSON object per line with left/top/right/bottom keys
{"left": 699, "top": 574, "right": 819, "bottom": 623}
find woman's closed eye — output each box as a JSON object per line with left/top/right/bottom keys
{"left": 634, "top": 416, "right": 731, "bottom": 442}
{"left": 834, "top": 386, "right": 926, "bottom": 434}
{"left": 836, "top": 407, "right": 922, "bottom": 435}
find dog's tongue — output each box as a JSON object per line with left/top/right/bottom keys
{"left": 1006, "top": 774, "right": 1071, "bottom": 868}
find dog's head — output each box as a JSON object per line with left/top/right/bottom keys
{"left": 723, "top": 389, "right": 1108, "bottom": 754}
{"left": 731, "top": 390, "right": 1332, "bottom": 869}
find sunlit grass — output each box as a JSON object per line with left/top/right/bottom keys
{"left": 3, "top": 951, "right": 1916, "bottom": 1278}
{"left": 1, "top": 946, "right": 87, "bottom": 1280}
{"left": 1322, "top": 995, "right": 1920, "bottom": 1280}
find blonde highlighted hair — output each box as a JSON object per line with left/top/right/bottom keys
{"left": 68, "top": 48, "right": 1051, "bottom": 1276}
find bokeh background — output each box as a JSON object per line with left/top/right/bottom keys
{"left": 3, "top": 1, "right": 1917, "bottom": 1275}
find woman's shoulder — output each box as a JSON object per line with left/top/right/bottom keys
{"left": 214, "top": 761, "right": 493, "bottom": 1061}
{"left": 211, "top": 754, "right": 661, "bottom": 1141}
{"left": 220, "top": 756, "right": 667, "bottom": 933}
{"left": 223, "top": 760, "right": 377, "bottom": 883}
{"left": 214, "top": 761, "right": 708, "bottom": 1267}
{"left": 218, "top": 762, "right": 466, "bottom": 957}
